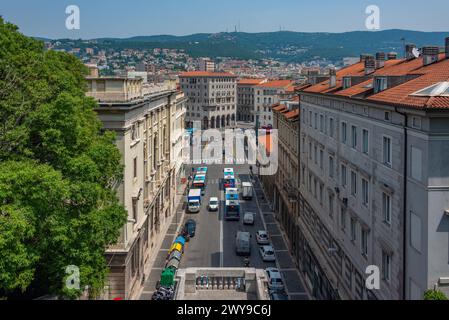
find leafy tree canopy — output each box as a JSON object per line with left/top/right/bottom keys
{"left": 0, "top": 17, "right": 127, "bottom": 299}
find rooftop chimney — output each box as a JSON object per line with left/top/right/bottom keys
{"left": 364, "top": 55, "right": 376, "bottom": 75}
{"left": 445, "top": 37, "right": 449, "bottom": 59}
{"left": 405, "top": 44, "right": 417, "bottom": 60}
{"left": 422, "top": 46, "right": 439, "bottom": 66}
{"left": 375, "top": 52, "right": 386, "bottom": 69}
{"left": 360, "top": 54, "right": 371, "bottom": 62}
{"left": 329, "top": 68, "right": 337, "bottom": 88}
{"left": 387, "top": 52, "right": 398, "bottom": 60}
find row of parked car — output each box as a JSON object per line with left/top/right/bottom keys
{"left": 152, "top": 220, "right": 197, "bottom": 300}
{"left": 255, "top": 231, "right": 289, "bottom": 300}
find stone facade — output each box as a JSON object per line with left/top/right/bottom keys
{"left": 179, "top": 71, "right": 237, "bottom": 130}
{"left": 298, "top": 92, "right": 449, "bottom": 300}
{"left": 86, "top": 77, "right": 187, "bottom": 300}
{"left": 253, "top": 80, "right": 295, "bottom": 128}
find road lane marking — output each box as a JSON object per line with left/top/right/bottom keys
{"left": 220, "top": 186, "right": 224, "bottom": 267}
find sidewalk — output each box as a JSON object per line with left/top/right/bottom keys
{"left": 252, "top": 174, "right": 310, "bottom": 300}
{"left": 137, "top": 186, "right": 187, "bottom": 300}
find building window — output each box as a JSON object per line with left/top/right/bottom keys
{"left": 320, "top": 150, "right": 324, "bottom": 169}
{"left": 133, "top": 157, "right": 138, "bottom": 178}
{"left": 309, "top": 142, "right": 312, "bottom": 160}
{"left": 351, "top": 125, "right": 357, "bottom": 149}
{"left": 329, "top": 118, "right": 335, "bottom": 138}
{"left": 314, "top": 146, "right": 318, "bottom": 164}
{"left": 319, "top": 184, "right": 324, "bottom": 205}
{"left": 350, "top": 218, "right": 357, "bottom": 242}
{"left": 340, "top": 207, "right": 346, "bottom": 232}
{"left": 132, "top": 199, "right": 138, "bottom": 222}
{"left": 309, "top": 111, "right": 312, "bottom": 127}
{"left": 382, "top": 252, "right": 391, "bottom": 281}
{"left": 362, "top": 178, "right": 369, "bottom": 207}
{"left": 329, "top": 156, "right": 335, "bottom": 178}
{"left": 320, "top": 114, "right": 324, "bottom": 132}
{"left": 375, "top": 77, "right": 388, "bottom": 93}
{"left": 362, "top": 129, "right": 369, "bottom": 154}
{"left": 341, "top": 122, "right": 347, "bottom": 143}
{"left": 412, "top": 117, "right": 421, "bottom": 129}
{"left": 410, "top": 211, "right": 422, "bottom": 253}
{"left": 384, "top": 111, "right": 391, "bottom": 121}
{"left": 314, "top": 113, "right": 318, "bottom": 129}
{"left": 382, "top": 193, "right": 391, "bottom": 224}
{"left": 329, "top": 193, "right": 334, "bottom": 218}
{"left": 341, "top": 164, "right": 347, "bottom": 187}
{"left": 383, "top": 136, "right": 392, "bottom": 167}
{"left": 361, "top": 229, "right": 369, "bottom": 256}
{"left": 351, "top": 171, "right": 357, "bottom": 196}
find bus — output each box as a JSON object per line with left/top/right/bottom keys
{"left": 193, "top": 174, "right": 206, "bottom": 190}
{"left": 225, "top": 188, "right": 239, "bottom": 201}
{"left": 225, "top": 200, "right": 240, "bottom": 221}
{"left": 223, "top": 174, "right": 236, "bottom": 189}
{"left": 197, "top": 167, "right": 208, "bottom": 176}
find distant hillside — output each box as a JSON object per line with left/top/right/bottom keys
{"left": 48, "top": 30, "right": 449, "bottom": 63}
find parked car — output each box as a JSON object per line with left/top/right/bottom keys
{"left": 265, "top": 268, "right": 284, "bottom": 292}
{"left": 184, "top": 219, "right": 197, "bottom": 238}
{"left": 270, "top": 290, "right": 289, "bottom": 300}
{"left": 256, "top": 231, "right": 270, "bottom": 245}
{"left": 208, "top": 197, "right": 219, "bottom": 211}
{"left": 259, "top": 245, "right": 276, "bottom": 262}
{"left": 243, "top": 212, "right": 255, "bottom": 225}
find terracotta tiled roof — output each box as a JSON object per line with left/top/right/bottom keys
{"left": 179, "top": 71, "right": 236, "bottom": 77}
{"left": 368, "top": 57, "right": 449, "bottom": 109}
{"left": 302, "top": 59, "right": 403, "bottom": 94}
{"left": 301, "top": 53, "right": 449, "bottom": 110}
{"left": 258, "top": 80, "right": 294, "bottom": 88}
{"left": 283, "top": 108, "right": 300, "bottom": 120}
{"left": 272, "top": 104, "right": 288, "bottom": 112}
{"left": 285, "top": 85, "right": 296, "bottom": 93}
{"left": 336, "top": 79, "right": 374, "bottom": 97}
{"left": 238, "top": 78, "right": 266, "bottom": 85}
{"left": 290, "top": 95, "right": 300, "bottom": 102}
{"left": 294, "top": 84, "right": 311, "bottom": 91}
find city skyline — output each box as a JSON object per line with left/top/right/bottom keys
{"left": 1, "top": 0, "right": 449, "bottom": 39}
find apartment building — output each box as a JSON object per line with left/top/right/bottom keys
{"left": 295, "top": 42, "right": 449, "bottom": 300}
{"left": 86, "top": 75, "right": 187, "bottom": 300}
{"left": 237, "top": 78, "right": 267, "bottom": 122}
{"left": 199, "top": 58, "right": 216, "bottom": 72}
{"left": 179, "top": 71, "right": 237, "bottom": 130}
{"left": 253, "top": 80, "right": 295, "bottom": 127}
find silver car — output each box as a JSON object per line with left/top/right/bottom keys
{"left": 256, "top": 231, "right": 270, "bottom": 245}
{"left": 243, "top": 212, "right": 255, "bottom": 225}
{"left": 265, "top": 268, "right": 284, "bottom": 291}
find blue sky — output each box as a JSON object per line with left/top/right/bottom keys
{"left": 1, "top": 0, "right": 449, "bottom": 39}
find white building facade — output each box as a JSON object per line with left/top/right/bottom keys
{"left": 86, "top": 76, "right": 187, "bottom": 300}
{"left": 180, "top": 71, "right": 237, "bottom": 130}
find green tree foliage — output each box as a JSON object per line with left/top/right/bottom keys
{"left": 0, "top": 18, "right": 127, "bottom": 299}
{"left": 424, "top": 289, "right": 448, "bottom": 300}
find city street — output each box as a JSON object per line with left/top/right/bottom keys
{"left": 140, "top": 161, "right": 308, "bottom": 300}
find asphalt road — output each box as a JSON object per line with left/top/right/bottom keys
{"left": 180, "top": 163, "right": 276, "bottom": 269}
